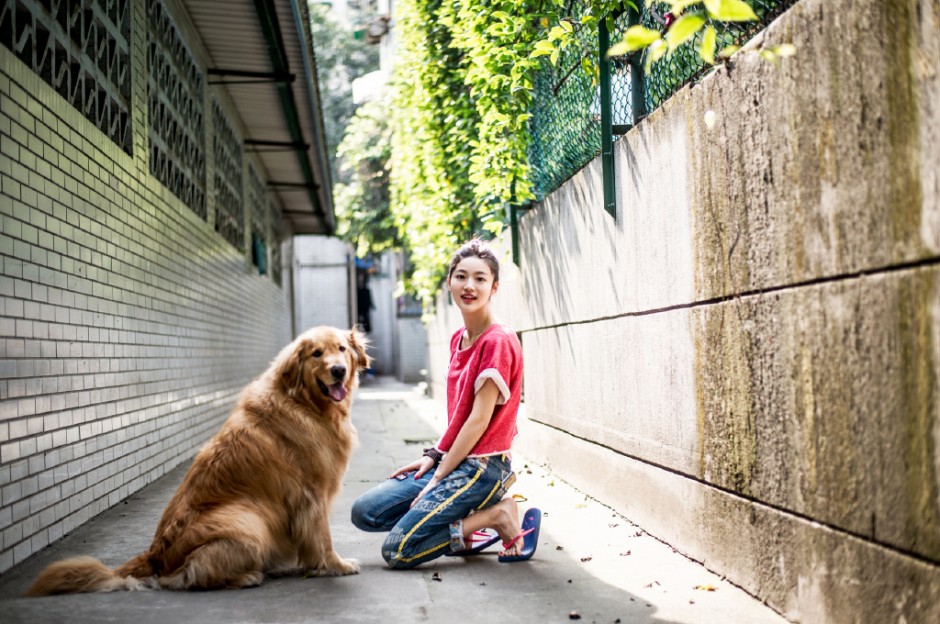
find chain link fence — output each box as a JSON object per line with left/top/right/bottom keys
{"left": 527, "top": 0, "right": 797, "bottom": 202}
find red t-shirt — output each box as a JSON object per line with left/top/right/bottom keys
{"left": 437, "top": 324, "right": 523, "bottom": 457}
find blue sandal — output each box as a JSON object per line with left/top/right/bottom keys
{"left": 498, "top": 508, "right": 541, "bottom": 563}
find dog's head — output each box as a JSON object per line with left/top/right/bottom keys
{"left": 280, "top": 326, "right": 371, "bottom": 405}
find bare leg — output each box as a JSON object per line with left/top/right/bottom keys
{"left": 461, "top": 496, "right": 524, "bottom": 557}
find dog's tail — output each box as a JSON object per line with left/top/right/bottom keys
{"left": 25, "top": 553, "right": 154, "bottom": 596}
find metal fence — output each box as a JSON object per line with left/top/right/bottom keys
{"left": 527, "top": 0, "right": 798, "bottom": 204}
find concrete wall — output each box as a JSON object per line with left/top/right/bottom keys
{"left": 427, "top": 0, "right": 940, "bottom": 621}
{"left": 0, "top": 4, "right": 293, "bottom": 572}
{"left": 294, "top": 235, "right": 355, "bottom": 332}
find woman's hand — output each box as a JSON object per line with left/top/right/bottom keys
{"left": 410, "top": 473, "right": 441, "bottom": 508}
{"left": 389, "top": 456, "right": 435, "bottom": 480}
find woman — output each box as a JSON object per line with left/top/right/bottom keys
{"left": 351, "top": 238, "right": 540, "bottom": 568}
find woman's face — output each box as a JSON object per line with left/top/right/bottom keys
{"left": 448, "top": 256, "right": 498, "bottom": 313}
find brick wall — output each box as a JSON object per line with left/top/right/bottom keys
{"left": 0, "top": 4, "right": 293, "bottom": 572}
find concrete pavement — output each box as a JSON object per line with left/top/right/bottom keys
{"left": 0, "top": 377, "right": 788, "bottom": 623}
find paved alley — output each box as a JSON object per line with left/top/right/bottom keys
{"left": 0, "top": 378, "right": 788, "bottom": 623}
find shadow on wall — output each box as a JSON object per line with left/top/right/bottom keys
{"left": 517, "top": 159, "right": 626, "bottom": 359}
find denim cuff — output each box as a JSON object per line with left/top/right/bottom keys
{"left": 449, "top": 520, "right": 466, "bottom": 552}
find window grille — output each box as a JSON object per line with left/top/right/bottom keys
{"left": 146, "top": 0, "right": 206, "bottom": 217}
{"left": 248, "top": 163, "right": 267, "bottom": 274}
{"left": 212, "top": 97, "right": 244, "bottom": 249}
{"left": 269, "top": 197, "right": 282, "bottom": 286}
{"left": 0, "top": 0, "right": 132, "bottom": 154}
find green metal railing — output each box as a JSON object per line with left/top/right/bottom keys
{"left": 526, "top": 0, "right": 797, "bottom": 209}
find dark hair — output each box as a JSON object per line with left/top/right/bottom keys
{"left": 447, "top": 238, "right": 499, "bottom": 282}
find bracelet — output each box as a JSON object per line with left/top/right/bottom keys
{"left": 422, "top": 447, "right": 444, "bottom": 465}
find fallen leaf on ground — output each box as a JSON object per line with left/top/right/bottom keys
{"left": 568, "top": 611, "right": 581, "bottom": 620}
{"left": 693, "top": 584, "right": 717, "bottom": 591}
{"left": 556, "top": 545, "right": 564, "bottom": 550}
{"left": 620, "top": 550, "right": 631, "bottom": 556}
{"left": 580, "top": 556, "right": 593, "bottom": 562}
{"left": 431, "top": 572, "right": 442, "bottom": 582}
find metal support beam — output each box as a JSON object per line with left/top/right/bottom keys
{"left": 268, "top": 181, "right": 319, "bottom": 189}
{"left": 599, "top": 16, "right": 617, "bottom": 220}
{"left": 207, "top": 68, "right": 295, "bottom": 85}
{"left": 245, "top": 139, "right": 310, "bottom": 152}
{"left": 510, "top": 204, "right": 532, "bottom": 268}
{"left": 253, "top": 0, "right": 329, "bottom": 231}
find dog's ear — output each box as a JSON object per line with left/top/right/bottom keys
{"left": 281, "top": 341, "right": 307, "bottom": 398}
{"left": 348, "top": 328, "right": 372, "bottom": 372}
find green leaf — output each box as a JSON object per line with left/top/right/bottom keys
{"left": 666, "top": 0, "right": 701, "bottom": 15}
{"left": 607, "top": 25, "right": 661, "bottom": 57}
{"left": 718, "top": 44, "right": 739, "bottom": 58}
{"left": 759, "top": 49, "right": 779, "bottom": 65}
{"left": 703, "top": 0, "right": 758, "bottom": 22}
{"left": 700, "top": 25, "right": 717, "bottom": 64}
{"left": 530, "top": 38, "right": 555, "bottom": 58}
{"left": 666, "top": 14, "right": 706, "bottom": 50}
{"left": 770, "top": 43, "right": 797, "bottom": 57}
{"left": 644, "top": 39, "right": 667, "bottom": 72}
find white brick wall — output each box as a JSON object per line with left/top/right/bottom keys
{"left": 0, "top": 13, "right": 293, "bottom": 571}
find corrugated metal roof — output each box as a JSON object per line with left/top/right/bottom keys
{"left": 182, "top": 0, "right": 334, "bottom": 236}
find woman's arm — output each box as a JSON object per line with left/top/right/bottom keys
{"left": 409, "top": 379, "right": 501, "bottom": 506}
{"left": 435, "top": 379, "right": 500, "bottom": 478}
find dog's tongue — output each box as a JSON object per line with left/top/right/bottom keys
{"left": 329, "top": 382, "right": 348, "bottom": 402}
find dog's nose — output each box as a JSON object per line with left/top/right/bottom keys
{"left": 330, "top": 364, "right": 346, "bottom": 380}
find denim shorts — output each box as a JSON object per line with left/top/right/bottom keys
{"left": 350, "top": 454, "right": 514, "bottom": 569}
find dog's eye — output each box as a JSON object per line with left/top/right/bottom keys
{"left": 339, "top": 346, "right": 347, "bottom": 352}
{"left": 312, "top": 349, "right": 323, "bottom": 358}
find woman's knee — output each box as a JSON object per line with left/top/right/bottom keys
{"left": 381, "top": 536, "right": 421, "bottom": 570}
{"left": 350, "top": 496, "right": 383, "bottom": 531}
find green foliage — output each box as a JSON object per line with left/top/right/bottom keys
{"left": 333, "top": 97, "right": 397, "bottom": 256}
{"left": 381, "top": 0, "right": 788, "bottom": 307}
{"left": 608, "top": 1, "right": 791, "bottom": 73}
{"left": 389, "top": 0, "right": 570, "bottom": 305}
{"left": 308, "top": 2, "right": 379, "bottom": 173}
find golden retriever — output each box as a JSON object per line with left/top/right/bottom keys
{"left": 27, "top": 326, "right": 371, "bottom": 595}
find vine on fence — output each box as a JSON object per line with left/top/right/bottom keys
{"left": 374, "top": 1, "right": 788, "bottom": 307}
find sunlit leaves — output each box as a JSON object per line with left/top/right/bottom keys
{"left": 607, "top": 25, "right": 661, "bottom": 57}
{"left": 390, "top": 0, "right": 557, "bottom": 304}
{"left": 665, "top": 14, "right": 706, "bottom": 50}
{"left": 700, "top": 25, "right": 717, "bottom": 64}
{"left": 610, "top": 0, "right": 791, "bottom": 72}
{"left": 703, "top": 0, "right": 758, "bottom": 21}
{"left": 759, "top": 42, "right": 797, "bottom": 64}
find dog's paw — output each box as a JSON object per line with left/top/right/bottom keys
{"left": 337, "top": 557, "right": 360, "bottom": 575}
{"left": 304, "top": 557, "right": 360, "bottom": 578}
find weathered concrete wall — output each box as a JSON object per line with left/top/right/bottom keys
{"left": 426, "top": 0, "right": 940, "bottom": 621}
